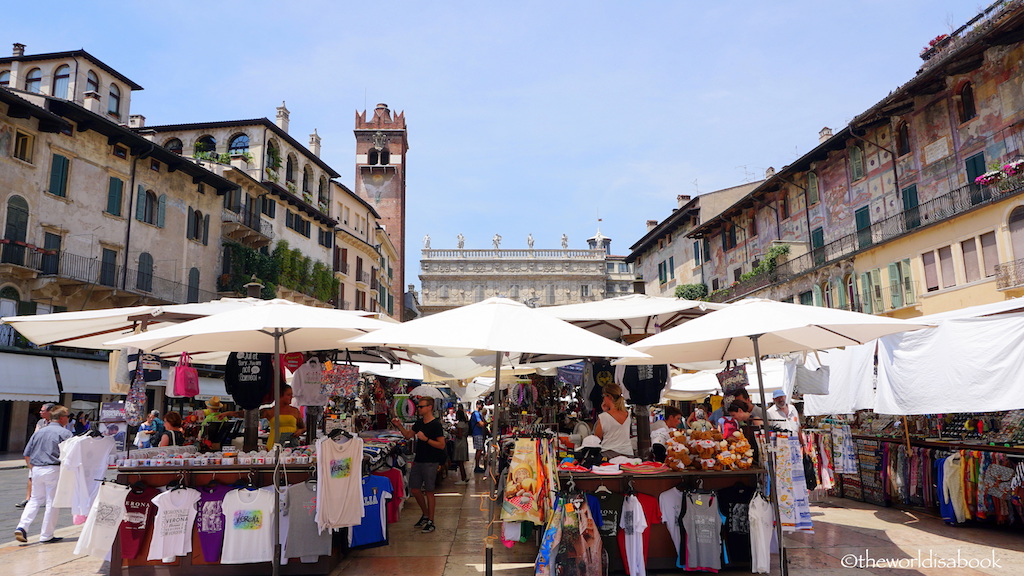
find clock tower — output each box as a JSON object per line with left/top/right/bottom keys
{"left": 354, "top": 103, "right": 408, "bottom": 316}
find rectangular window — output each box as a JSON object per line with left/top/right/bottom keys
{"left": 668, "top": 256, "right": 675, "bottom": 279}
{"left": 711, "top": 278, "right": 720, "bottom": 291}
{"left": 702, "top": 238, "right": 711, "bottom": 263}
{"left": 693, "top": 241, "right": 701, "bottom": 265}
{"left": 41, "top": 232, "right": 61, "bottom": 275}
{"left": 261, "top": 196, "right": 276, "bottom": 218}
{"left": 581, "top": 285, "right": 590, "bottom": 298}
{"left": 807, "top": 173, "right": 820, "bottom": 205}
{"left": 980, "top": 231, "right": 998, "bottom": 277}
{"left": 962, "top": 238, "right": 980, "bottom": 283}
{"left": 799, "top": 291, "right": 813, "bottom": 305}
{"left": 224, "top": 188, "right": 241, "bottom": 213}
{"left": 734, "top": 268, "right": 743, "bottom": 282}
{"left": 938, "top": 246, "right": 955, "bottom": 288}
{"left": 922, "top": 251, "right": 939, "bottom": 292}
{"left": 48, "top": 154, "right": 70, "bottom": 197}
{"left": 112, "top": 145, "right": 128, "bottom": 160}
{"left": 150, "top": 159, "right": 160, "bottom": 172}
{"left": 658, "top": 261, "right": 666, "bottom": 284}
{"left": 14, "top": 131, "right": 33, "bottom": 163}
{"left": 318, "top": 228, "right": 333, "bottom": 248}
{"left": 780, "top": 194, "right": 790, "bottom": 220}
{"left": 100, "top": 248, "right": 117, "bottom": 287}
{"left": 749, "top": 213, "right": 758, "bottom": 237}
{"left": 619, "top": 263, "right": 630, "bottom": 273}
{"left": 106, "top": 177, "right": 123, "bottom": 216}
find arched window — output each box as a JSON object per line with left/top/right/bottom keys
{"left": 228, "top": 134, "right": 249, "bottom": 154}
{"left": 108, "top": 84, "right": 121, "bottom": 117}
{"left": 958, "top": 82, "right": 977, "bottom": 123}
{"left": 380, "top": 147, "right": 390, "bottom": 165}
{"left": 807, "top": 172, "right": 820, "bottom": 205}
{"left": 286, "top": 155, "right": 296, "bottom": 183}
{"left": 1009, "top": 206, "right": 1024, "bottom": 260}
{"left": 318, "top": 177, "right": 329, "bottom": 205}
{"left": 302, "top": 166, "right": 313, "bottom": 194}
{"left": 194, "top": 135, "right": 216, "bottom": 157}
{"left": 367, "top": 149, "right": 379, "bottom": 165}
{"left": 165, "top": 138, "right": 183, "bottom": 155}
{"left": 53, "top": 65, "right": 71, "bottom": 99}
{"left": 266, "top": 141, "right": 280, "bottom": 173}
{"left": 821, "top": 280, "right": 833, "bottom": 308}
{"left": 2, "top": 196, "right": 29, "bottom": 265}
{"left": 145, "top": 191, "right": 158, "bottom": 224}
{"left": 849, "top": 145, "right": 865, "bottom": 181}
{"left": 136, "top": 252, "right": 154, "bottom": 292}
{"left": 896, "top": 122, "right": 911, "bottom": 156}
{"left": 187, "top": 268, "right": 201, "bottom": 303}
{"left": 0, "top": 70, "right": 9, "bottom": 87}
{"left": 24, "top": 68, "right": 41, "bottom": 93}
{"left": 845, "top": 274, "right": 856, "bottom": 311}
{"left": 85, "top": 70, "right": 99, "bottom": 93}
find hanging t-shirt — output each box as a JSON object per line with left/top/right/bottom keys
{"left": 717, "top": 483, "right": 755, "bottom": 564}
{"left": 658, "top": 487, "right": 684, "bottom": 559}
{"left": 681, "top": 492, "right": 723, "bottom": 572}
{"left": 587, "top": 360, "right": 616, "bottom": 414}
{"left": 372, "top": 468, "right": 405, "bottom": 524}
{"left": 291, "top": 358, "right": 327, "bottom": 406}
{"left": 120, "top": 484, "right": 159, "bottom": 560}
{"left": 285, "top": 482, "right": 333, "bottom": 562}
{"left": 224, "top": 352, "right": 274, "bottom": 410}
{"left": 590, "top": 490, "right": 624, "bottom": 538}
{"left": 74, "top": 481, "right": 129, "bottom": 558}
{"left": 148, "top": 488, "right": 202, "bottom": 562}
{"left": 316, "top": 436, "right": 366, "bottom": 531}
{"left": 195, "top": 483, "right": 234, "bottom": 562}
{"left": 220, "top": 488, "right": 276, "bottom": 564}
{"left": 618, "top": 494, "right": 650, "bottom": 576}
{"left": 349, "top": 475, "right": 393, "bottom": 549}
{"left": 619, "top": 365, "right": 669, "bottom": 406}
{"left": 748, "top": 494, "right": 774, "bottom": 574}
{"left": 69, "top": 436, "right": 117, "bottom": 517}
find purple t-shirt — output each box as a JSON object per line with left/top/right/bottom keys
{"left": 195, "top": 483, "right": 234, "bottom": 562}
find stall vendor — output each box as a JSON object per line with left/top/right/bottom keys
{"left": 261, "top": 385, "right": 305, "bottom": 447}
{"left": 593, "top": 384, "right": 634, "bottom": 457}
{"left": 199, "top": 396, "right": 240, "bottom": 449}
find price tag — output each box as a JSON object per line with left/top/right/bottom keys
{"left": 695, "top": 499, "right": 703, "bottom": 506}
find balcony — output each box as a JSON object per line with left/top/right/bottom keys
{"left": 709, "top": 180, "right": 1020, "bottom": 302}
{"left": 1, "top": 248, "right": 216, "bottom": 305}
{"left": 222, "top": 209, "right": 273, "bottom": 249}
{"left": 996, "top": 258, "right": 1024, "bottom": 290}
{"left": 355, "top": 269, "right": 367, "bottom": 284}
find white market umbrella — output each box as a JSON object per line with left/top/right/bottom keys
{"left": 620, "top": 297, "right": 930, "bottom": 575}
{"left": 542, "top": 293, "right": 726, "bottom": 338}
{"left": 104, "top": 298, "right": 391, "bottom": 576}
{"left": 664, "top": 358, "right": 788, "bottom": 402}
{"left": 344, "top": 297, "right": 649, "bottom": 574}
{"left": 407, "top": 384, "right": 444, "bottom": 400}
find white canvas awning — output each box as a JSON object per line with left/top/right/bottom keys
{"left": 55, "top": 357, "right": 111, "bottom": 395}
{"left": 0, "top": 352, "right": 59, "bottom": 402}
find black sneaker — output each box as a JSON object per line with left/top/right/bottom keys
{"left": 14, "top": 528, "right": 26, "bottom": 543}
{"left": 421, "top": 520, "right": 436, "bottom": 533}
{"left": 14, "top": 499, "right": 28, "bottom": 508}
{"left": 413, "top": 515, "right": 428, "bottom": 528}
{"left": 41, "top": 537, "right": 63, "bottom": 544}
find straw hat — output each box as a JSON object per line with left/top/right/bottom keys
{"left": 205, "top": 396, "right": 224, "bottom": 410}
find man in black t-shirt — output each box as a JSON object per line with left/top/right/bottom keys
{"left": 392, "top": 397, "right": 446, "bottom": 533}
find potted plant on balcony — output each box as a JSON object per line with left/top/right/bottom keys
{"left": 975, "top": 170, "right": 1004, "bottom": 187}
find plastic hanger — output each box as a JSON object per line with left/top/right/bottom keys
{"left": 593, "top": 483, "right": 612, "bottom": 494}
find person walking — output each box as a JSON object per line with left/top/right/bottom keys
{"left": 15, "top": 404, "right": 73, "bottom": 544}
{"left": 391, "top": 397, "right": 446, "bottom": 533}
{"left": 452, "top": 406, "right": 470, "bottom": 485}
{"left": 17, "top": 403, "right": 55, "bottom": 509}
{"left": 470, "top": 400, "right": 488, "bottom": 473}
{"left": 150, "top": 410, "right": 165, "bottom": 437}
{"left": 134, "top": 412, "right": 156, "bottom": 449}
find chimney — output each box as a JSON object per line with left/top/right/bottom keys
{"left": 373, "top": 103, "right": 391, "bottom": 123}
{"left": 12, "top": 43, "right": 25, "bottom": 57}
{"left": 765, "top": 167, "right": 776, "bottom": 178}
{"left": 677, "top": 194, "right": 691, "bottom": 208}
{"left": 129, "top": 115, "right": 146, "bottom": 128}
{"left": 819, "top": 126, "right": 833, "bottom": 144}
{"left": 275, "top": 101, "right": 290, "bottom": 133}
{"left": 309, "top": 129, "right": 321, "bottom": 156}
{"left": 84, "top": 91, "right": 102, "bottom": 114}
{"left": 646, "top": 219, "right": 659, "bottom": 232}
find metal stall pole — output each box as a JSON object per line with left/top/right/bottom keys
{"left": 750, "top": 335, "right": 787, "bottom": 576}
{"left": 485, "top": 351, "right": 502, "bottom": 576}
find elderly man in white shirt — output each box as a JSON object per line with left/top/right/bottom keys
{"left": 765, "top": 389, "right": 802, "bottom": 437}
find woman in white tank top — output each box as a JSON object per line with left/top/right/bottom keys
{"left": 594, "top": 384, "right": 634, "bottom": 456}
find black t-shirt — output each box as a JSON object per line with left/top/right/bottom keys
{"left": 224, "top": 352, "right": 273, "bottom": 410}
{"left": 412, "top": 418, "right": 446, "bottom": 463}
{"left": 717, "top": 483, "right": 755, "bottom": 563}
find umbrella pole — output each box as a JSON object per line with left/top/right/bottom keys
{"left": 751, "top": 335, "right": 788, "bottom": 576}
{"left": 272, "top": 331, "right": 281, "bottom": 576}
{"left": 485, "top": 351, "right": 501, "bottom": 576}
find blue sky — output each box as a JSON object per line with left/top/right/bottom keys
{"left": 9, "top": 1, "right": 979, "bottom": 284}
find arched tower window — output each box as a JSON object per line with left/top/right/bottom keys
{"left": 228, "top": 134, "right": 250, "bottom": 154}
{"left": 286, "top": 155, "right": 296, "bottom": 183}
{"left": 85, "top": 70, "right": 99, "bottom": 93}
{"left": 958, "top": 82, "right": 977, "bottom": 123}
{"left": 53, "top": 65, "right": 71, "bottom": 99}
{"left": 165, "top": 138, "right": 183, "bottom": 155}
{"left": 24, "top": 68, "right": 41, "bottom": 93}
{"left": 108, "top": 84, "right": 121, "bottom": 117}
{"left": 896, "top": 122, "right": 911, "bottom": 156}
{"left": 194, "top": 135, "right": 216, "bottom": 157}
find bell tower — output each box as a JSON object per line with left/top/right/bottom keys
{"left": 354, "top": 103, "right": 408, "bottom": 316}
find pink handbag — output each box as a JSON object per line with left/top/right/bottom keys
{"left": 172, "top": 352, "right": 200, "bottom": 397}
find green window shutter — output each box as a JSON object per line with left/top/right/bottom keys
{"left": 668, "top": 257, "right": 675, "bottom": 279}
{"left": 888, "top": 262, "right": 902, "bottom": 308}
{"left": 860, "top": 273, "right": 873, "bottom": 314}
{"left": 17, "top": 299, "right": 37, "bottom": 316}
{"left": 203, "top": 215, "right": 210, "bottom": 245}
{"left": 157, "top": 194, "right": 166, "bottom": 228}
{"left": 187, "top": 208, "right": 195, "bottom": 239}
{"left": 693, "top": 241, "right": 700, "bottom": 265}
{"left": 901, "top": 258, "right": 914, "bottom": 304}
{"left": 812, "top": 284, "right": 822, "bottom": 306}
{"left": 837, "top": 277, "right": 849, "bottom": 309}
{"left": 49, "top": 154, "right": 69, "bottom": 197}
{"left": 135, "top": 185, "right": 146, "bottom": 221}
{"left": 107, "top": 177, "right": 123, "bottom": 215}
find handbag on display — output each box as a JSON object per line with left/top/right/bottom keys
{"left": 794, "top": 365, "right": 830, "bottom": 395}
{"left": 716, "top": 360, "right": 749, "bottom": 395}
{"left": 124, "top": 369, "right": 146, "bottom": 427}
{"left": 171, "top": 352, "right": 200, "bottom": 397}
{"left": 109, "top": 349, "right": 131, "bottom": 394}
{"left": 322, "top": 364, "right": 359, "bottom": 398}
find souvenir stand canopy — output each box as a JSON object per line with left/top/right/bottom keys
{"left": 106, "top": 299, "right": 394, "bottom": 576}
{"left": 618, "top": 298, "right": 930, "bottom": 576}
{"left": 345, "top": 297, "right": 650, "bottom": 576}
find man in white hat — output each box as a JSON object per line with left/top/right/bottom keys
{"left": 766, "top": 389, "right": 801, "bottom": 437}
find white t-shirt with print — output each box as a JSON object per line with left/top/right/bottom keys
{"left": 147, "top": 488, "right": 201, "bottom": 562}
{"left": 220, "top": 488, "right": 276, "bottom": 564}
{"left": 74, "top": 481, "right": 129, "bottom": 558}
{"left": 619, "top": 494, "right": 649, "bottom": 576}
